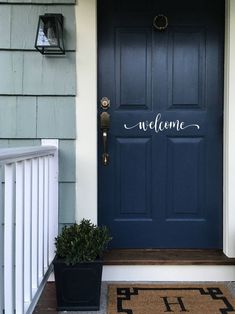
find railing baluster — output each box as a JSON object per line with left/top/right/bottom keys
{"left": 23, "top": 159, "right": 32, "bottom": 310}
{"left": 0, "top": 166, "right": 4, "bottom": 313}
{"left": 31, "top": 158, "right": 39, "bottom": 295}
{"left": 4, "top": 164, "right": 15, "bottom": 314}
{"left": 42, "top": 139, "right": 59, "bottom": 265}
{"left": 44, "top": 157, "right": 49, "bottom": 273}
{"left": 15, "top": 162, "right": 24, "bottom": 314}
{"left": 38, "top": 157, "right": 44, "bottom": 283}
{"left": 48, "top": 153, "right": 58, "bottom": 264}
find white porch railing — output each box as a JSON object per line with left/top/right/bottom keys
{"left": 0, "top": 140, "right": 59, "bottom": 314}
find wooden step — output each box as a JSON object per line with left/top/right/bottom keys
{"left": 103, "top": 249, "right": 235, "bottom": 265}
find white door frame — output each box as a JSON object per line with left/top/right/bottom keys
{"left": 75, "top": 0, "right": 235, "bottom": 257}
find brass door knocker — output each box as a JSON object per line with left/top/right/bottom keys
{"left": 153, "top": 14, "right": 168, "bottom": 31}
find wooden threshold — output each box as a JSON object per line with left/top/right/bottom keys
{"left": 103, "top": 249, "right": 235, "bottom": 265}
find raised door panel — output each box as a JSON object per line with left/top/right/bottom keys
{"left": 168, "top": 28, "right": 206, "bottom": 109}
{"left": 166, "top": 137, "right": 205, "bottom": 220}
{"left": 115, "top": 137, "right": 151, "bottom": 218}
{"left": 115, "top": 29, "right": 152, "bottom": 110}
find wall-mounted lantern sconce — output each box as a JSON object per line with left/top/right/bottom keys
{"left": 35, "top": 14, "right": 65, "bottom": 55}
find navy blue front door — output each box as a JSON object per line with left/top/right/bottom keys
{"left": 98, "top": 0, "right": 224, "bottom": 248}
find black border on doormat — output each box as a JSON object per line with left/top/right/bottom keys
{"left": 114, "top": 287, "right": 235, "bottom": 314}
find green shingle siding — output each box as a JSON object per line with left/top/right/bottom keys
{"left": 0, "top": 1, "right": 77, "bottom": 229}
{"left": 59, "top": 182, "right": 76, "bottom": 223}
{"left": 0, "top": 139, "right": 41, "bottom": 148}
{"left": 0, "top": 6, "right": 11, "bottom": 47}
{"left": 0, "top": 52, "right": 76, "bottom": 95}
{"left": 0, "top": 97, "right": 37, "bottom": 138}
{"left": 37, "top": 97, "right": 76, "bottom": 138}
{"left": 0, "top": 96, "right": 76, "bottom": 139}
{"left": 59, "top": 140, "right": 76, "bottom": 182}
{"left": 0, "top": 5, "right": 76, "bottom": 50}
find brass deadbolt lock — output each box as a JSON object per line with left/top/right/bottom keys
{"left": 100, "top": 97, "right": 110, "bottom": 110}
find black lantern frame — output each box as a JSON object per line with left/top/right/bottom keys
{"left": 35, "top": 14, "right": 65, "bottom": 55}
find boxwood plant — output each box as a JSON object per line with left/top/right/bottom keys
{"left": 55, "top": 219, "right": 112, "bottom": 265}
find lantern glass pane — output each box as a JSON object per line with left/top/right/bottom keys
{"left": 35, "top": 14, "right": 65, "bottom": 54}
{"left": 57, "top": 21, "right": 64, "bottom": 50}
{"left": 36, "top": 17, "right": 59, "bottom": 47}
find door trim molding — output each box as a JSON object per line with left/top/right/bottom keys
{"left": 223, "top": 0, "right": 235, "bottom": 257}
{"left": 75, "top": 0, "right": 235, "bottom": 256}
{"left": 75, "top": 0, "right": 98, "bottom": 223}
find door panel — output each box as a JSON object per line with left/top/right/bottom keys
{"left": 166, "top": 137, "right": 205, "bottom": 219}
{"left": 169, "top": 28, "right": 205, "bottom": 107}
{"left": 98, "top": 0, "right": 224, "bottom": 248}
{"left": 116, "top": 28, "right": 152, "bottom": 109}
{"left": 116, "top": 137, "right": 151, "bottom": 217}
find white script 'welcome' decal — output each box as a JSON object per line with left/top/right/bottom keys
{"left": 124, "top": 113, "right": 200, "bottom": 133}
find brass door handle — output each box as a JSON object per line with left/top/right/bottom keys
{"left": 100, "top": 112, "right": 110, "bottom": 165}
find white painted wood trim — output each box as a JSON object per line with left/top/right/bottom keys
{"left": 24, "top": 159, "right": 32, "bottom": 304}
{"left": 103, "top": 266, "right": 235, "bottom": 282}
{"left": 0, "top": 146, "right": 56, "bottom": 165}
{"left": 38, "top": 157, "right": 45, "bottom": 283}
{"left": 41, "top": 138, "right": 59, "bottom": 264}
{"left": 15, "top": 162, "right": 25, "bottom": 314}
{"left": 49, "top": 265, "right": 235, "bottom": 282}
{"left": 31, "top": 158, "right": 39, "bottom": 292}
{"left": 75, "top": 0, "right": 235, "bottom": 261}
{"left": 76, "top": 0, "right": 98, "bottom": 224}
{"left": 0, "top": 168, "right": 3, "bottom": 313}
{"left": 43, "top": 156, "right": 50, "bottom": 273}
{"left": 0, "top": 142, "right": 58, "bottom": 312}
{"left": 42, "top": 140, "right": 59, "bottom": 264}
{"left": 223, "top": 0, "right": 235, "bottom": 257}
{"left": 4, "top": 164, "right": 15, "bottom": 313}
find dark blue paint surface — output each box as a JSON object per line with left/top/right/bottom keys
{"left": 98, "top": 0, "right": 224, "bottom": 248}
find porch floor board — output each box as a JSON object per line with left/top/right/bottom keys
{"left": 33, "top": 282, "right": 57, "bottom": 313}
{"left": 103, "top": 249, "right": 235, "bottom": 265}
{"left": 34, "top": 250, "right": 235, "bottom": 312}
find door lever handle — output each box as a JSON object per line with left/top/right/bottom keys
{"left": 100, "top": 112, "right": 110, "bottom": 165}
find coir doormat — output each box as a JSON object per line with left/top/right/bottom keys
{"left": 108, "top": 284, "right": 235, "bottom": 313}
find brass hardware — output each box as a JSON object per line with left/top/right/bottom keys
{"left": 100, "top": 112, "right": 110, "bottom": 165}
{"left": 100, "top": 97, "right": 110, "bottom": 110}
{"left": 153, "top": 14, "right": 168, "bottom": 31}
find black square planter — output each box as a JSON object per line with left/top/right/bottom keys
{"left": 53, "top": 259, "right": 103, "bottom": 311}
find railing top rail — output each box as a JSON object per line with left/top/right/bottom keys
{"left": 0, "top": 146, "right": 57, "bottom": 165}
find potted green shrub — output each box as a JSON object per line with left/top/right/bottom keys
{"left": 53, "top": 219, "right": 112, "bottom": 311}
